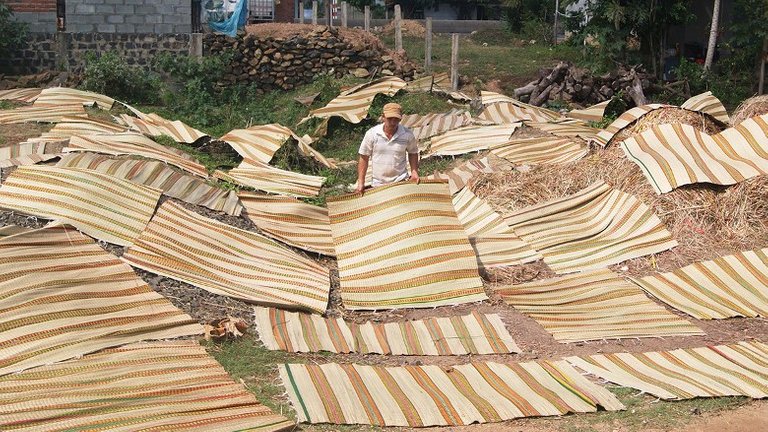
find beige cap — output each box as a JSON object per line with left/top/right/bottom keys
{"left": 382, "top": 102, "right": 402, "bottom": 119}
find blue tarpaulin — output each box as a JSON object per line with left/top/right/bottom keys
{"left": 208, "top": 0, "right": 248, "bottom": 37}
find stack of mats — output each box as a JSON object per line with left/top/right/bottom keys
{"left": 0, "top": 141, "right": 57, "bottom": 168}
{"left": 33, "top": 87, "right": 115, "bottom": 110}
{"left": 122, "top": 201, "right": 330, "bottom": 313}
{"left": 567, "top": 341, "right": 768, "bottom": 400}
{"left": 628, "top": 248, "right": 768, "bottom": 319}
{"left": 0, "top": 165, "right": 162, "bottom": 246}
{"left": 490, "top": 136, "right": 588, "bottom": 165}
{"left": 495, "top": 269, "right": 703, "bottom": 343}
{"left": 303, "top": 76, "right": 406, "bottom": 124}
{"left": 504, "top": 180, "right": 678, "bottom": 273}
{"left": 566, "top": 100, "right": 610, "bottom": 123}
{"left": 0, "top": 88, "right": 42, "bottom": 103}
{"left": 279, "top": 360, "right": 624, "bottom": 426}
{"left": 426, "top": 123, "right": 521, "bottom": 157}
{"left": 477, "top": 91, "right": 562, "bottom": 123}
{"left": 619, "top": 114, "right": 768, "bottom": 193}
{"left": 326, "top": 181, "right": 488, "bottom": 310}
{"left": 119, "top": 112, "right": 207, "bottom": 144}
{"left": 400, "top": 109, "right": 472, "bottom": 141}
{"left": 424, "top": 156, "right": 496, "bottom": 194}
{"left": 214, "top": 158, "right": 325, "bottom": 197}
{"left": 254, "top": 307, "right": 520, "bottom": 355}
{"left": 0, "top": 225, "right": 202, "bottom": 376}
{"left": 29, "top": 115, "right": 129, "bottom": 142}
{"left": 0, "top": 104, "right": 87, "bottom": 124}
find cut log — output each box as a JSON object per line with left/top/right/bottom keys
{"left": 514, "top": 82, "right": 537, "bottom": 98}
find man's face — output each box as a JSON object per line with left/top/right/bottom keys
{"left": 383, "top": 116, "right": 400, "bottom": 130}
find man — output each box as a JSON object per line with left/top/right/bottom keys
{"left": 355, "top": 102, "right": 419, "bottom": 194}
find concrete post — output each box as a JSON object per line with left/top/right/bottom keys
{"left": 425, "top": 17, "right": 432, "bottom": 74}
{"left": 312, "top": 1, "right": 317, "bottom": 25}
{"left": 341, "top": 2, "right": 347, "bottom": 27}
{"left": 364, "top": 5, "right": 370, "bottom": 32}
{"left": 394, "top": 5, "right": 402, "bottom": 52}
{"left": 189, "top": 33, "right": 203, "bottom": 58}
{"left": 299, "top": 1, "right": 304, "bottom": 24}
{"left": 451, "top": 34, "right": 459, "bottom": 91}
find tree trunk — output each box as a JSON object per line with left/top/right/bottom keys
{"left": 760, "top": 36, "right": 767, "bottom": 95}
{"left": 704, "top": 0, "right": 720, "bottom": 71}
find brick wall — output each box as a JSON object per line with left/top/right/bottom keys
{"left": 274, "top": 0, "right": 294, "bottom": 22}
{"left": 3, "top": 0, "right": 56, "bottom": 13}
{"left": 66, "top": 0, "right": 192, "bottom": 33}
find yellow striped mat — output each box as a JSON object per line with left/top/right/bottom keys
{"left": 425, "top": 123, "right": 521, "bottom": 157}
{"left": 424, "top": 156, "right": 496, "bottom": 194}
{"left": 215, "top": 158, "right": 325, "bottom": 198}
{"left": 119, "top": 112, "right": 207, "bottom": 143}
{"left": 476, "top": 102, "right": 551, "bottom": 124}
{"left": 56, "top": 153, "right": 242, "bottom": 216}
{"left": 404, "top": 74, "right": 438, "bottom": 93}
{"left": 567, "top": 341, "right": 768, "bottom": 400}
{"left": 303, "top": 76, "right": 406, "bottom": 124}
{"left": 566, "top": 100, "right": 610, "bottom": 123}
{"left": 122, "top": 201, "right": 330, "bottom": 313}
{"left": 400, "top": 109, "right": 472, "bottom": 141}
{"left": 594, "top": 103, "right": 670, "bottom": 146}
{"left": 66, "top": 132, "right": 209, "bottom": 178}
{"left": 526, "top": 118, "right": 603, "bottom": 142}
{"left": 619, "top": 115, "right": 768, "bottom": 194}
{"left": 504, "top": 180, "right": 678, "bottom": 274}
{"left": 280, "top": 359, "right": 624, "bottom": 426}
{"left": 479, "top": 91, "right": 561, "bottom": 121}
{"left": 681, "top": 90, "right": 730, "bottom": 124}
{"left": 0, "top": 88, "right": 42, "bottom": 103}
{"left": 239, "top": 191, "right": 335, "bottom": 256}
{"left": 327, "top": 181, "right": 488, "bottom": 310}
{"left": 0, "top": 341, "right": 294, "bottom": 431}
{"left": 0, "top": 104, "right": 87, "bottom": 124}
{"left": 0, "top": 141, "right": 58, "bottom": 168}
{"left": 490, "top": 136, "right": 588, "bottom": 165}
{"left": 219, "top": 123, "right": 292, "bottom": 163}
{"left": 496, "top": 269, "right": 703, "bottom": 343}
{"left": 0, "top": 166, "right": 162, "bottom": 246}
{"left": 0, "top": 225, "right": 202, "bottom": 376}
{"left": 29, "top": 115, "right": 128, "bottom": 142}
{"left": 255, "top": 307, "right": 520, "bottom": 355}
{"left": 0, "top": 225, "right": 32, "bottom": 237}
{"left": 628, "top": 248, "right": 768, "bottom": 319}
{"left": 33, "top": 87, "right": 115, "bottom": 110}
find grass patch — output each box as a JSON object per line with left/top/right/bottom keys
{"left": 0, "top": 100, "right": 14, "bottom": 110}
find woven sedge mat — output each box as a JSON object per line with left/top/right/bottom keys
{"left": 495, "top": 268, "right": 703, "bottom": 343}
{"left": 301, "top": 76, "right": 406, "bottom": 124}
{"left": 239, "top": 191, "right": 335, "bottom": 256}
{"left": 490, "top": 135, "right": 588, "bottom": 165}
{"left": 279, "top": 359, "right": 624, "bottom": 426}
{"left": 400, "top": 109, "right": 472, "bottom": 141}
{"left": 479, "top": 91, "right": 562, "bottom": 121}
{"left": 0, "top": 225, "right": 202, "bottom": 377}
{"left": 122, "top": 200, "right": 330, "bottom": 313}
{"left": 56, "top": 153, "right": 243, "bottom": 216}
{"left": 525, "top": 118, "right": 603, "bottom": 143}
{"left": 254, "top": 307, "right": 520, "bottom": 355}
{"left": 215, "top": 158, "right": 325, "bottom": 198}
{"left": 0, "top": 165, "right": 161, "bottom": 246}
{"left": 219, "top": 123, "right": 293, "bottom": 163}
{"left": 0, "top": 104, "right": 87, "bottom": 124}
{"left": 424, "top": 156, "right": 496, "bottom": 195}
{"left": 119, "top": 112, "right": 207, "bottom": 144}
{"left": 33, "top": 87, "right": 115, "bottom": 110}
{"left": 567, "top": 341, "right": 768, "bottom": 400}
{"left": 0, "top": 141, "right": 58, "bottom": 169}
{"left": 681, "top": 90, "right": 730, "bottom": 124}
{"left": 29, "top": 115, "right": 129, "bottom": 142}
{"left": 620, "top": 114, "right": 768, "bottom": 194}
{"left": 66, "top": 132, "right": 209, "bottom": 178}
{"left": 628, "top": 248, "right": 768, "bottom": 319}
{"left": 0, "top": 341, "right": 294, "bottom": 432}
{"left": 566, "top": 100, "right": 610, "bottom": 123}
{"left": 425, "top": 123, "right": 522, "bottom": 157}
{"left": 503, "top": 180, "right": 678, "bottom": 274}
{"left": 326, "top": 181, "right": 488, "bottom": 310}
{"left": 428, "top": 72, "right": 473, "bottom": 101}
{"left": 0, "top": 88, "right": 42, "bottom": 103}
{"left": 0, "top": 225, "right": 32, "bottom": 237}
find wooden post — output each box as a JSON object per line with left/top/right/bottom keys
{"left": 760, "top": 36, "right": 767, "bottom": 95}
{"left": 341, "top": 1, "right": 347, "bottom": 27}
{"left": 364, "top": 5, "right": 370, "bottom": 32}
{"left": 451, "top": 34, "right": 459, "bottom": 91}
{"left": 312, "top": 1, "right": 317, "bottom": 25}
{"left": 394, "top": 5, "right": 402, "bottom": 51}
{"left": 425, "top": 17, "right": 432, "bottom": 74}
{"left": 326, "top": 0, "right": 332, "bottom": 27}
{"left": 299, "top": 1, "right": 304, "bottom": 24}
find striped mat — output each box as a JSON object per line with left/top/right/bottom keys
{"left": 0, "top": 225, "right": 202, "bottom": 376}
{"left": 594, "top": 104, "right": 669, "bottom": 146}
{"left": 29, "top": 115, "right": 128, "bottom": 142}
{"left": 567, "top": 100, "right": 610, "bottom": 123}
{"left": 219, "top": 123, "right": 292, "bottom": 162}
{"left": 214, "top": 158, "right": 325, "bottom": 197}
{"left": 628, "top": 248, "right": 768, "bottom": 319}
{"left": 496, "top": 269, "right": 703, "bottom": 343}
{"left": 0, "top": 341, "right": 294, "bottom": 432}
{"left": 119, "top": 112, "right": 207, "bottom": 143}
{"left": 526, "top": 118, "right": 603, "bottom": 142}
{"left": 425, "top": 123, "right": 521, "bottom": 157}
{"left": 294, "top": 132, "right": 337, "bottom": 169}
{"left": 280, "top": 360, "right": 624, "bottom": 426}
{"left": 404, "top": 74, "right": 438, "bottom": 93}
{"left": 122, "top": 200, "right": 330, "bottom": 313}
{"left": 255, "top": 307, "right": 520, "bottom": 355}
{"left": 66, "top": 132, "right": 209, "bottom": 178}
{"left": 0, "top": 87, "right": 42, "bottom": 103}
{"left": 303, "top": 76, "right": 406, "bottom": 124}
{"left": 0, "top": 141, "right": 58, "bottom": 168}
{"left": 681, "top": 90, "right": 730, "bottom": 124}
{"left": 56, "top": 153, "right": 243, "bottom": 216}
{"left": 431, "top": 72, "right": 473, "bottom": 101}
{"left": 567, "top": 341, "right": 768, "bottom": 400}
{"left": 327, "top": 181, "right": 488, "bottom": 310}
{"left": 619, "top": 115, "right": 768, "bottom": 194}
{"left": 0, "top": 165, "right": 162, "bottom": 246}
{"left": 0, "top": 104, "right": 86, "bottom": 124}
{"left": 33, "top": 87, "right": 115, "bottom": 110}
{"left": 504, "top": 181, "right": 678, "bottom": 274}
{"left": 490, "top": 136, "right": 588, "bottom": 165}
{"left": 400, "top": 109, "right": 472, "bottom": 141}
{"left": 424, "top": 156, "right": 496, "bottom": 194}
{"left": 479, "top": 91, "right": 561, "bottom": 121}
{"left": 239, "top": 191, "right": 335, "bottom": 256}
{"left": 0, "top": 225, "right": 32, "bottom": 237}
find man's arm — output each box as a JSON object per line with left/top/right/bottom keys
{"left": 356, "top": 154, "right": 369, "bottom": 193}
{"left": 408, "top": 152, "right": 419, "bottom": 183}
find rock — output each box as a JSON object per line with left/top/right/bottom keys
{"left": 381, "top": 69, "right": 394, "bottom": 76}
{"left": 351, "top": 67, "right": 370, "bottom": 78}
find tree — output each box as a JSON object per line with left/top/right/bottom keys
{"left": 703, "top": 0, "right": 720, "bottom": 71}
{"left": 0, "top": 3, "right": 27, "bottom": 59}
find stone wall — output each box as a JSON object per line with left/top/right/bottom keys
{"left": 65, "top": 0, "right": 192, "bottom": 33}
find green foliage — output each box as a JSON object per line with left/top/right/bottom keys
{"left": 673, "top": 58, "right": 752, "bottom": 110}
{"left": 0, "top": 4, "right": 27, "bottom": 58}
{"left": 80, "top": 52, "right": 162, "bottom": 104}
{"left": 723, "top": 0, "right": 768, "bottom": 93}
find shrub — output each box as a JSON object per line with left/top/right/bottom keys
{"left": 80, "top": 52, "right": 162, "bottom": 104}
{"left": 0, "top": 4, "right": 27, "bottom": 58}
{"left": 673, "top": 58, "right": 752, "bottom": 110}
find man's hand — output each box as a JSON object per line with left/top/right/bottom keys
{"left": 409, "top": 170, "right": 420, "bottom": 184}
{"left": 355, "top": 181, "right": 365, "bottom": 195}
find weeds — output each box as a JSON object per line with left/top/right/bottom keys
{"left": 80, "top": 52, "right": 163, "bottom": 104}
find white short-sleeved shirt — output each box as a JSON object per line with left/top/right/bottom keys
{"left": 358, "top": 123, "right": 418, "bottom": 186}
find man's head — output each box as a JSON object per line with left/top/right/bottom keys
{"left": 382, "top": 102, "right": 402, "bottom": 131}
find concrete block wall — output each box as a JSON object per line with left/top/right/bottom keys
{"left": 2, "top": 0, "right": 57, "bottom": 33}
{"left": 66, "top": 0, "right": 192, "bottom": 33}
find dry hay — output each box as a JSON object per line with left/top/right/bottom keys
{"left": 473, "top": 144, "right": 768, "bottom": 281}
{"left": 731, "top": 95, "right": 768, "bottom": 126}
{"left": 378, "top": 19, "right": 426, "bottom": 38}
{"left": 612, "top": 106, "right": 723, "bottom": 144}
